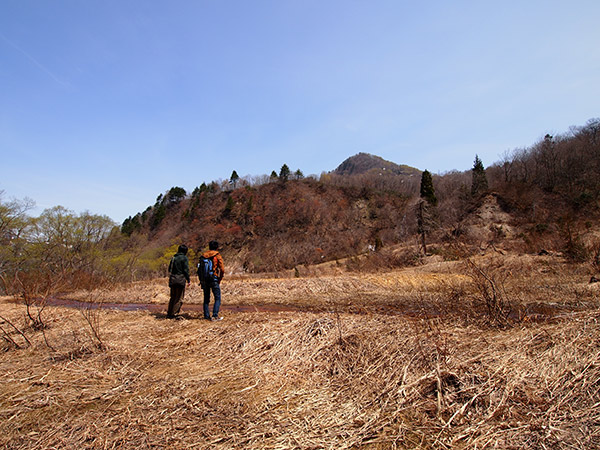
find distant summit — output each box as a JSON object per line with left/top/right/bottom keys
{"left": 333, "top": 152, "right": 420, "bottom": 176}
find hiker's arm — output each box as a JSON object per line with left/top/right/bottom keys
{"left": 184, "top": 258, "right": 191, "bottom": 283}
{"left": 217, "top": 254, "right": 225, "bottom": 281}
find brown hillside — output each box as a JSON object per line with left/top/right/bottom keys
{"left": 142, "top": 179, "right": 412, "bottom": 272}
{"left": 333, "top": 152, "right": 421, "bottom": 176}
{"left": 119, "top": 118, "right": 600, "bottom": 277}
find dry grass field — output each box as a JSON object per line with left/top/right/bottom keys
{"left": 2, "top": 252, "right": 600, "bottom": 449}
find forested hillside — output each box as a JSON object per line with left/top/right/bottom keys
{"left": 122, "top": 178, "right": 413, "bottom": 272}
{"left": 119, "top": 118, "right": 600, "bottom": 274}
{"left": 2, "top": 118, "right": 599, "bottom": 296}
{"left": 3, "top": 121, "right": 600, "bottom": 450}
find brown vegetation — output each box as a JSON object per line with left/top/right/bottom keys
{"left": 2, "top": 119, "right": 600, "bottom": 448}
{"left": 114, "top": 119, "right": 600, "bottom": 278}
{"left": 2, "top": 252, "right": 600, "bottom": 449}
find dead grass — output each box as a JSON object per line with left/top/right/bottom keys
{"left": 62, "top": 252, "right": 598, "bottom": 322}
{"left": 2, "top": 253, "right": 600, "bottom": 449}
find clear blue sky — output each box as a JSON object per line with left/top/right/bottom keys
{"left": 1, "top": 0, "right": 599, "bottom": 223}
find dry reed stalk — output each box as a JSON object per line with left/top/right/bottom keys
{"left": 1, "top": 256, "right": 599, "bottom": 449}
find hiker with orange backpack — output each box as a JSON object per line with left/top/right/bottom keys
{"left": 198, "top": 240, "right": 225, "bottom": 321}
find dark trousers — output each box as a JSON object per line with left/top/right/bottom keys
{"left": 203, "top": 282, "right": 221, "bottom": 318}
{"left": 167, "top": 284, "right": 185, "bottom": 317}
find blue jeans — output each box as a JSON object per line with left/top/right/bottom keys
{"left": 203, "top": 282, "right": 221, "bottom": 318}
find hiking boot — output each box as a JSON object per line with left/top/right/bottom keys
{"left": 212, "top": 316, "right": 223, "bottom": 321}
{"left": 204, "top": 316, "right": 212, "bottom": 321}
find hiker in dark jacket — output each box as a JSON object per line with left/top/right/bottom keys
{"left": 199, "top": 240, "right": 225, "bottom": 321}
{"left": 167, "top": 244, "right": 191, "bottom": 319}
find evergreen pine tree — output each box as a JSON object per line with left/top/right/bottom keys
{"left": 417, "top": 169, "right": 438, "bottom": 255}
{"left": 471, "top": 155, "right": 488, "bottom": 197}
{"left": 279, "top": 164, "right": 290, "bottom": 181}
{"left": 166, "top": 186, "right": 186, "bottom": 205}
{"left": 230, "top": 170, "right": 240, "bottom": 189}
{"left": 223, "top": 195, "right": 235, "bottom": 218}
{"left": 419, "top": 170, "right": 437, "bottom": 206}
{"left": 150, "top": 204, "right": 166, "bottom": 230}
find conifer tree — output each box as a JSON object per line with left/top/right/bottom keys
{"left": 417, "top": 169, "right": 438, "bottom": 255}
{"left": 230, "top": 170, "right": 239, "bottom": 189}
{"left": 166, "top": 186, "right": 186, "bottom": 205}
{"left": 471, "top": 155, "right": 488, "bottom": 197}
{"left": 223, "top": 195, "right": 235, "bottom": 218}
{"left": 150, "top": 204, "right": 166, "bottom": 230}
{"left": 279, "top": 164, "right": 290, "bottom": 182}
{"left": 419, "top": 170, "right": 437, "bottom": 206}
{"left": 121, "top": 214, "right": 141, "bottom": 236}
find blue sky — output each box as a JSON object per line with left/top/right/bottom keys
{"left": 1, "top": 0, "right": 599, "bottom": 223}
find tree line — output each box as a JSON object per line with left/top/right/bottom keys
{"left": 2, "top": 118, "right": 599, "bottom": 294}
{"left": 0, "top": 200, "right": 118, "bottom": 296}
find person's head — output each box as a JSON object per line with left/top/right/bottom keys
{"left": 178, "top": 244, "right": 188, "bottom": 255}
{"left": 209, "top": 240, "right": 219, "bottom": 251}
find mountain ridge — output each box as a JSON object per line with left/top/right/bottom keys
{"left": 332, "top": 152, "right": 421, "bottom": 177}
{"left": 119, "top": 118, "right": 600, "bottom": 274}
